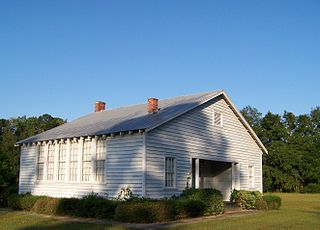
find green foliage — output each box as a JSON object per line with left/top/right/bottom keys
{"left": 0, "top": 185, "right": 17, "bottom": 207}
{"left": 114, "top": 200, "right": 176, "bottom": 223}
{"left": 77, "top": 193, "right": 118, "bottom": 219}
{"left": 32, "top": 197, "right": 61, "bottom": 215}
{"left": 7, "top": 193, "right": 117, "bottom": 220}
{"left": 262, "top": 195, "right": 282, "bottom": 210}
{"left": 300, "top": 183, "right": 320, "bottom": 193}
{"left": 8, "top": 193, "right": 41, "bottom": 211}
{"left": 254, "top": 199, "right": 268, "bottom": 210}
{"left": 182, "top": 199, "right": 205, "bottom": 217}
{"left": 241, "top": 107, "right": 320, "bottom": 192}
{"left": 0, "top": 114, "right": 64, "bottom": 204}
{"left": 230, "top": 189, "right": 262, "bottom": 209}
{"left": 179, "top": 188, "right": 224, "bottom": 215}
{"left": 56, "top": 197, "right": 80, "bottom": 216}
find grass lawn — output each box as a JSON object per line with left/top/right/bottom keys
{"left": 0, "top": 193, "right": 319, "bottom": 230}
{"left": 166, "top": 193, "right": 320, "bottom": 230}
{"left": 0, "top": 209, "right": 129, "bottom": 230}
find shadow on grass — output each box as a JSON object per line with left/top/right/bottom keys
{"left": 19, "top": 221, "right": 129, "bottom": 230}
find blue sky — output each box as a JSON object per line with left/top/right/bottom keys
{"left": 0, "top": 0, "right": 319, "bottom": 121}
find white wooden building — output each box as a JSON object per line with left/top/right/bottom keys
{"left": 17, "top": 90, "right": 267, "bottom": 201}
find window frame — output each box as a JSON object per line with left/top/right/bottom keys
{"left": 164, "top": 156, "right": 176, "bottom": 189}
{"left": 248, "top": 165, "right": 255, "bottom": 188}
{"left": 46, "top": 143, "right": 55, "bottom": 181}
{"left": 95, "top": 139, "right": 106, "bottom": 183}
{"left": 57, "top": 142, "right": 66, "bottom": 181}
{"left": 36, "top": 144, "right": 45, "bottom": 180}
{"left": 81, "top": 139, "right": 92, "bottom": 182}
{"left": 69, "top": 141, "right": 78, "bottom": 182}
{"left": 213, "top": 110, "right": 223, "bottom": 127}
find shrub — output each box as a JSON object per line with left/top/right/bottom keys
{"left": 262, "top": 195, "right": 281, "bottom": 210}
{"left": 254, "top": 199, "right": 268, "bottom": 210}
{"left": 300, "top": 183, "right": 320, "bottom": 193}
{"left": 114, "top": 200, "right": 175, "bottom": 223}
{"left": 230, "top": 189, "right": 262, "bottom": 209}
{"left": 8, "top": 194, "right": 40, "bottom": 211}
{"left": 56, "top": 197, "right": 80, "bottom": 216}
{"left": 178, "top": 199, "right": 205, "bottom": 217}
{"left": 77, "top": 193, "right": 118, "bottom": 219}
{"left": 179, "top": 188, "right": 224, "bottom": 215}
{"left": 0, "top": 186, "right": 17, "bottom": 207}
{"left": 32, "top": 197, "right": 60, "bottom": 215}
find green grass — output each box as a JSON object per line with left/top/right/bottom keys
{"left": 0, "top": 193, "right": 319, "bottom": 229}
{"left": 165, "top": 193, "right": 320, "bottom": 230}
{"left": 0, "top": 209, "right": 129, "bottom": 230}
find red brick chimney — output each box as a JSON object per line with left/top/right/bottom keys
{"left": 95, "top": 101, "right": 106, "bottom": 112}
{"left": 148, "top": 98, "right": 158, "bottom": 113}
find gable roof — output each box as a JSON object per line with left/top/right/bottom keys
{"left": 17, "top": 90, "right": 267, "bottom": 154}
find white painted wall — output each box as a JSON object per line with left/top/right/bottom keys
{"left": 18, "top": 134, "right": 143, "bottom": 198}
{"left": 145, "top": 95, "right": 263, "bottom": 200}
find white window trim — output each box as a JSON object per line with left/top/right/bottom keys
{"left": 213, "top": 110, "right": 223, "bottom": 127}
{"left": 57, "top": 141, "right": 66, "bottom": 181}
{"left": 81, "top": 138, "right": 92, "bottom": 182}
{"left": 35, "top": 137, "right": 108, "bottom": 185}
{"left": 36, "top": 144, "right": 45, "bottom": 181}
{"left": 95, "top": 139, "right": 106, "bottom": 183}
{"left": 163, "top": 156, "right": 177, "bottom": 190}
{"left": 248, "top": 165, "right": 255, "bottom": 189}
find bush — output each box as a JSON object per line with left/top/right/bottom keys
{"left": 8, "top": 194, "right": 40, "bottom": 211}
{"left": 0, "top": 186, "right": 17, "bottom": 207}
{"left": 262, "top": 195, "right": 281, "bottom": 210}
{"left": 177, "top": 199, "right": 205, "bottom": 217}
{"left": 7, "top": 192, "right": 117, "bottom": 219}
{"left": 77, "top": 193, "right": 118, "bottom": 219}
{"left": 115, "top": 200, "right": 176, "bottom": 223}
{"left": 32, "top": 197, "right": 60, "bottom": 215}
{"left": 230, "top": 189, "right": 262, "bottom": 209}
{"left": 254, "top": 199, "right": 268, "bottom": 210}
{"left": 300, "top": 184, "right": 320, "bottom": 193}
{"left": 56, "top": 197, "right": 80, "bottom": 216}
{"left": 179, "top": 188, "right": 224, "bottom": 215}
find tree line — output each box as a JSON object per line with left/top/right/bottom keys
{"left": 0, "top": 108, "right": 319, "bottom": 193}
{"left": 0, "top": 115, "right": 64, "bottom": 189}
{"left": 241, "top": 106, "right": 320, "bottom": 192}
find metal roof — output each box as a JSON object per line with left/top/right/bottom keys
{"left": 17, "top": 90, "right": 224, "bottom": 144}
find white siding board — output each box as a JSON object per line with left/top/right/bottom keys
{"left": 19, "top": 134, "right": 144, "bottom": 198}
{"left": 145, "top": 96, "right": 263, "bottom": 199}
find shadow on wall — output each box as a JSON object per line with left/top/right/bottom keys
{"left": 143, "top": 96, "right": 235, "bottom": 199}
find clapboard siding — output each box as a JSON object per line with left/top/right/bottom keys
{"left": 19, "top": 134, "right": 143, "bottom": 198}
{"left": 145, "top": 95, "right": 263, "bottom": 199}
{"left": 19, "top": 145, "right": 37, "bottom": 194}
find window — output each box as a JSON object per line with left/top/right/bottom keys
{"left": 96, "top": 140, "right": 106, "bottom": 182}
{"left": 70, "top": 141, "right": 78, "bottom": 181}
{"left": 37, "top": 144, "right": 45, "bottom": 180}
{"left": 81, "top": 140, "right": 91, "bottom": 181}
{"left": 248, "top": 165, "right": 255, "bottom": 188}
{"left": 165, "top": 157, "right": 175, "bottom": 188}
{"left": 47, "top": 144, "right": 55, "bottom": 180}
{"left": 58, "top": 142, "right": 66, "bottom": 181}
{"left": 213, "top": 111, "right": 223, "bottom": 127}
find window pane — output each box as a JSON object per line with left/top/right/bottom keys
{"left": 165, "top": 157, "right": 175, "bottom": 188}
{"left": 47, "top": 144, "right": 55, "bottom": 180}
{"left": 81, "top": 140, "right": 91, "bottom": 181}
{"left": 58, "top": 143, "right": 66, "bottom": 181}
{"left": 70, "top": 142, "right": 78, "bottom": 181}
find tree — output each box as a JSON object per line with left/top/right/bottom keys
{"left": 0, "top": 114, "right": 64, "bottom": 189}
